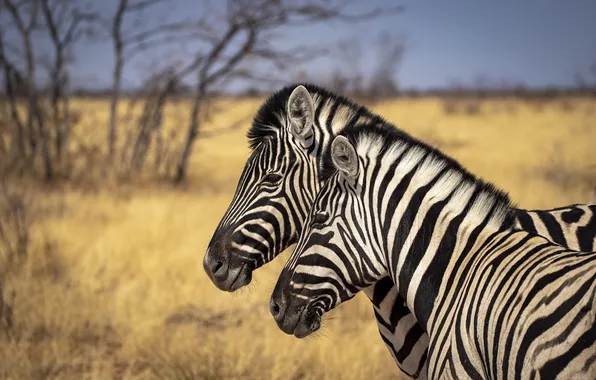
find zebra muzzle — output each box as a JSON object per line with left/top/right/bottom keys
{"left": 270, "top": 278, "right": 321, "bottom": 338}
{"left": 203, "top": 232, "right": 254, "bottom": 291}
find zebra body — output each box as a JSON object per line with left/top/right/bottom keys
{"left": 369, "top": 204, "right": 596, "bottom": 377}
{"left": 204, "top": 84, "right": 596, "bottom": 378}
{"left": 515, "top": 205, "right": 596, "bottom": 252}
{"left": 270, "top": 122, "right": 596, "bottom": 379}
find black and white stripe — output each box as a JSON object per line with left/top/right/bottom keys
{"left": 515, "top": 205, "right": 596, "bottom": 252}
{"left": 271, "top": 121, "right": 596, "bottom": 379}
{"left": 367, "top": 204, "right": 596, "bottom": 377}
{"left": 205, "top": 84, "right": 596, "bottom": 379}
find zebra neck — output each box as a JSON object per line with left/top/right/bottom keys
{"left": 379, "top": 172, "right": 515, "bottom": 332}
{"left": 391, "top": 213, "right": 511, "bottom": 332}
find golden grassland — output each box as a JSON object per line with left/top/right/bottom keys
{"left": 1, "top": 96, "right": 595, "bottom": 379}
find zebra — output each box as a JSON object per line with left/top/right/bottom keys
{"left": 203, "top": 84, "right": 596, "bottom": 379}
{"left": 270, "top": 122, "right": 596, "bottom": 379}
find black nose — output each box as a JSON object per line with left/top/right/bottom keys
{"left": 203, "top": 252, "right": 229, "bottom": 279}
{"left": 270, "top": 294, "right": 286, "bottom": 322}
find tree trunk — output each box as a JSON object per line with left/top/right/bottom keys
{"left": 130, "top": 93, "right": 167, "bottom": 171}
{"left": 154, "top": 131, "right": 164, "bottom": 173}
{"left": 130, "top": 102, "right": 153, "bottom": 171}
{"left": 52, "top": 61, "right": 66, "bottom": 162}
{"left": 32, "top": 102, "right": 54, "bottom": 182}
{"left": 2, "top": 69, "right": 26, "bottom": 158}
{"left": 61, "top": 76, "right": 71, "bottom": 165}
{"left": 174, "top": 92, "right": 203, "bottom": 184}
{"left": 24, "top": 38, "right": 37, "bottom": 158}
{"left": 109, "top": 0, "right": 126, "bottom": 161}
{"left": 51, "top": 75, "right": 61, "bottom": 161}
{"left": 108, "top": 59, "right": 122, "bottom": 160}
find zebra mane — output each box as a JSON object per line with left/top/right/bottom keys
{"left": 247, "top": 83, "right": 375, "bottom": 151}
{"left": 325, "top": 122, "right": 518, "bottom": 229}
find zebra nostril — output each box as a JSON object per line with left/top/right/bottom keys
{"left": 206, "top": 259, "right": 227, "bottom": 278}
{"left": 270, "top": 298, "right": 284, "bottom": 321}
{"left": 213, "top": 260, "right": 224, "bottom": 274}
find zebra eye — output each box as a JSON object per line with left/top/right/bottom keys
{"left": 261, "top": 173, "right": 283, "bottom": 186}
{"left": 312, "top": 212, "right": 329, "bottom": 226}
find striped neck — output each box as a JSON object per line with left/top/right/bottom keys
{"left": 386, "top": 188, "right": 514, "bottom": 331}
{"left": 351, "top": 129, "right": 517, "bottom": 331}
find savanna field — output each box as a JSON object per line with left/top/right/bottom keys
{"left": 1, "top": 96, "right": 595, "bottom": 379}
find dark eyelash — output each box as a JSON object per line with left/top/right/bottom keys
{"left": 312, "top": 212, "right": 329, "bottom": 226}
{"left": 261, "top": 173, "right": 283, "bottom": 185}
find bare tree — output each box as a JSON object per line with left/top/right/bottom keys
{"left": 3, "top": 0, "right": 56, "bottom": 181}
{"left": 368, "top": 32, "right": 405, "bottom": 98}
{"left": 333, "top": 37, "right": 363, "bottom": 95}
{"left": 2, "top": 0, "right": 403, "bottom": 185}
{"left": 107, "top": 0, "right": 189, "bottom": 161}
{"left": 117, "top": 55, "right": 204, "bottom": 178}
{"left": 40, "top": 0, "right": 97, "bottom": 161}
{"left": 127, "top": 68, "right": 177, "bottom": 172}
{"left": 173, "top": 0, "right": 404, "bottom": 183}
{"left": 0, "top": 34, "right": 27, "bottom": 162}
{"left": 590, "top": 60, "right": 596, "bottom": 94}
{"left": 3, "top": 0, "right": 40, "bottom": 157}
{"left": 108, "top": 0, "right": 127, "bottom": 160}
{"left": 1, "top": 0, "right": 97, "bottom": 181}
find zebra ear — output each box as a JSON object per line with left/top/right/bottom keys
{"left": 287, "top": 85, "right": 314, "bottom": 142}
{"left": 331, "top": 136, "right": 359, "bottom": 180}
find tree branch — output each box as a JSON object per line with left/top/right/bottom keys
{"left": 203, "top": 28, "right": 257, "bottom": 86}
{"left": 200, "top": 114, "right": 253, "bottom": 139}
{"left": 121, "top": 21, "right": 190, "bottom": 45}
{"left": 40, "top": 0, "right": 61, "bottom": 48}
{"left": 63, "top": 11, "right": 98, "bottom": 46}
{"left": 124, "top": 0, "right": 164, "bottom": 13}
{"left": 4, "top": 0, "right": 28, "bottom": 34}
{"left": 26, "top": 0, "right": 39, "bottom": 30}
{"left": 198, "top": 24, "right": 241, "bottom": 83}
{"left": 41, "top": 0, "right": 98, "bottom": 48}
{"left": 122, "top": 34, "right": 191, "bottom": 62}
{"left": 273, "top": 1, "right": 404, "bottom": 26}
{"left": 3, "top": 41, "right": 22, "bottom": 58}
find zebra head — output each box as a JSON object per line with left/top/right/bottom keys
{"left": 204, "top": 85, "right": 326, "bottom": 291}
{"left": 271, "top": 134, "right": 386, "bottom": 338}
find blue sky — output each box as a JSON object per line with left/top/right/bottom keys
{"left": 11, "top": 0, "right": 596, "bottom": 90}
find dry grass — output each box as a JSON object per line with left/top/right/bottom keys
{"left": 1, "top": 96, "right": 595, "bottom": 379}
